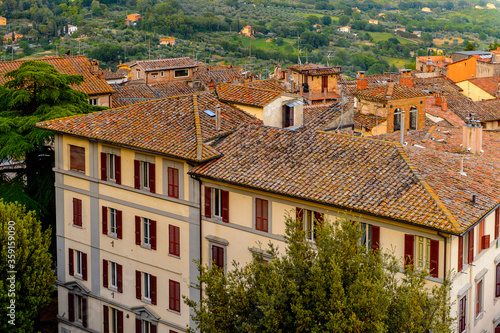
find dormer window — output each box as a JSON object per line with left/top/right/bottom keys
{"left": 281, "top": 100, "right": 303, "bottom": 128}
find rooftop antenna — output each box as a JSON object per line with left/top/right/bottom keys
{"left": 326, "top": 52, "right": 334, "bottom": 66}
{"left": 297, "top": 32, "right": 302, "bottom": 65}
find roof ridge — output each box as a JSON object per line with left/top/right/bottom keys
{"left": 192, "top": 94, "right": 203, "bottom": 161}
{"left": 396, "top": 146, "right": 461, "bottom": 232}
{"left": 317, "top": 130, "right": 402, "bottom": 146}
{"left": 220, "top": 82, "right": 282, "bottom": 94}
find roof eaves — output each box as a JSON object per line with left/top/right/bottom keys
{"left": 193, "top": 94, "right": 203, "bottom": 161}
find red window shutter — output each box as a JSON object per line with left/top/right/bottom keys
{"left": 404, "top": 234, "right": 414, "bottom": 267}
{"left": 117, "top": 264, "right": 123, "bottom": 293}
{"left": 175, "top": 226, "right": 180, "bottom": 256}
{"left": 117, "top": 210, "right": 123, "bottom": 239}
{"left": 135, "top": 318, "right": 141, "bottom": 333}
{"left": 134, "top": 160, "right": 140, "bottom": 189}
{"left": 169, "top": 280, "right": 180, "bottom": 312}
{"left": 496, "top": 264, "right": 500, "bottom": 297}
{"left": 476, "top": 283, "right": 480, "bottom": 316}
{"left": 135, "top": 270, "right": 141, "bottom": 299}
{"left": 115, "top": 155, "right": 121, "bottom": 185}
{"left": 102, "top": 206, "right": 108, "bottom": 235}
{"left": 315, "top": 212, "right": 324, "bottom": 224}
{"left": 459, "top": 296, "right": 466, "bottom": 332}
{"left": 151, "top": 324, "right": 157, "bottom": 333}
{"left": 175, "top": 280, "right": 181, "bottom": 312}
{"left": 73, "top": 198, "right": 82, "bottom": 226}
{"left": 82, "top": 297, "right": 88, "bottom": 327}
{"left": 117, "top": 310, "right": 123, "bottom": 333}
{"left": 73, "top": 198, "right": 77, "bottom": 225}
{"left": 68, "top": 292, "right": 75, "bottom": 322}
{"left": 149, "top": 163, "right": 156, "bottom": 193}
{"left": 169, "top": 225, "right": 174, "bottom": 254}
{"left": 430, "top": 239, "right": 439, "bottom": 278}
{"left": 103, "top": 259, "right": 108, "bottom": 288}
{"left": 103, "top": 305, "right": 109, "bottom": 333}
{"left": 69, "top": 248, "right": 74, "bottom": 276}
{"left": 217, "top": 246, "right": 224, "bottom": 269}
{"left": 101, "top": 152, "right": 107, "bottom": 181}
{"left": 458, "top": 236, "right": 464, "bottom": 272}
{"left": 262, "top": 199, "right": 269, "bottom": 232}
{"left": 173, "top": 168, "right": 179, "bottom": 198}
{"left": 296, "top": 207, "right": 303, "bottom": 223}
{"left": 135, "top": 216, "right": 141, "bottom": 245}
{"left": 151, "top": 274, "right": 157, "bottom": 305}
{"left": 169, "top": 225, "right": 180, "bottom": 256}
{"left": 496, "top": 208, "right": 500, "bottom": 239}
{"left": 204, "top": 186, "right": 212, "bottom": 218}
{"left": 221, "top": 190, "right": 229, "bottom": 222}
{"left": 468, "top": 229, "right": 474, "bottom": 264}
{"left": 151, "top": 220, "right": 157, "bottom": 250}
{"left": 82, "top": 252, "right": 88, "bottom": 281}
{"left": 371, "top": 225, "right": 380, "bottom": 250}
{"left": 482, "top": 235, "right": 490, "bottom": 250}
{"left": 479, "top": 220, "right": 484, "bottom": 251}
{"left": 168, "top": 167, "right": 179, "bottom": 198}
{"left": 169, "top": 280, "right": 175, "bottom": 310}
{"left": 256, "top": 199, "right": 262, "bottom": 231}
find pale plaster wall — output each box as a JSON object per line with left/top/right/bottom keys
{"left": 457, "top": 81, "right": 495, "bottom": 101}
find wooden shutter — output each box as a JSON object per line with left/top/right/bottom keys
{"left": 168, "top": 167, "right": 179, "bottom": 198}
{"left": 135, "top": 318, "right": 142, "bottom": 333}
{"left": 169, "top": 225, "right": 180, "bottom": 256}
{"left": 468, "top": 229, "right": 474, "bottom": 264}
{"left": 151, "top": 274, "right": 157, "bottom": 305}
{"left": 101, "top": 152, "right": 107, "bottom": 181}
{"left": 151, "top": 324, "right": 157, "bottom": 333}
{"left": 404, "top": 234, "right": 414, "bottom": 267}
{"left": 479, "top": 220, "right": 484, "bottom": 251}
{"left": 296, "top": 207, "right": 303, "bottom": 223}
{"left": 482, "top": 235, "right": 490, "bottom": 250}
{"left": 117, "top": 310, "right": 123, "bottom": 333}
{"left": 82, "top": 297, "right": 88, "bottom": 327}
{"left": 102, "top": 206, "right": 108, "bottom": 235}
{"left": 117, "top": 210, "right": 123, "bottom": 239}
{"left": 174, "top": 226, "right": 180, "bottom": 256}
{"left": 134, "top": 160, "right": 140, "bottom": 189}
{"left": 458, "top": 236, "right": 463, "bottom": 272}
{"left": 429, "top": 239, "right": 439, "bottom": 278}
{"left": 69, "top": 248, "right": 74, "bottom": 276}
{"left": 135, "top": 216, "right": 141, "bottom": 245}
{"left": 496, "top": 208, "right": 500, "bottom": 240}
{"left": 115, "top": 155, "right": 121, "bottom": 185}
{"left": 315, "top": 212, "right": 324, "bottom": 224}
{"left": 221, "top": 190, "right": 229, "bottom": 222}
{"left": 82, "top": 252, "right": 88, "bottom": 281}
{"left": 459, "top": 296, "right": 466, "bottom": 332}
{"left": 288, "top": 106, "right": 294, "bottom": 127}
{"left": 135, "top": 270, "right": 141, "bottom": 299}
{"left": 170, "top": 280, "right": 180, "bottom": 312}
{"left": 151, "top": 220, "right": 157, "bottom": 250}
{"left": 103, "top": 259, "right": 108, "bottom": 288}
{"left": 73, "top": 198, "right": 82, "bottom": 226}
{"left": 68, "top": 292, "right": 75, "bottom": 321}
{"left": 204, "top": 187, "right": 212, "bottom": 218}
{"left": 169, "top": 280, "right": 175, "bottom": 310}
{"left": 496, "top": 264, "right": 500, "bottom": 297}
{"left": 282, "top": 105, "right": 287, "bottom": 128}
{"left": 103, "top": 305, "right": 109, "bottom": 333}
{"left": 117, "top": 264, "right": 123, "bottom": 293}
{"left": 149, "top": 163, "right": 156, "bottom": 193}
{"left": 371, "top": 225, "right": 380, "bottom": 250}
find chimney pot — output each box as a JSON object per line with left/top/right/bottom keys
{"left": 471, "top": 194, "right": 477, "bottom": 204}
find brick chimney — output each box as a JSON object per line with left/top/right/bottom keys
{"left": 441, "top": 96, "right": 447, "bottom": 111}
{"left": 90, "top": 59, "right": 99, "bottom": 75}
{"left": 357, "top": 71, "right": 367, "bottom": 90}
{"left": 399, "top": 69, "right": 413, "bottom": 88}
{"left": 462, "top": 115, "right": 483, "bottom": 154}
{"left": 435, "top": 92, "right": 442, "bottom": 106}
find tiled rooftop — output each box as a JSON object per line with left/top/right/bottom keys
{"left": 191, "top": 125, "right": 500, "bottom": 234}
{"left": 288, "top": 64, "right": 342, "bottom": 75}
{"left": 303, "top": 102, "right": 349, "bottom": 130}
{"left": 133, "top": 57, "right": 197, "bottom": 71}
{"left": 353, "top": 83, "right": 429, "bottom": 102}
{"left": 0, "top": 56, "right": 113, "bottom": 95}
{"left": 413, "top": 75, "right": 462, "bottom": 94}
{"left": 36, "top": 92, "right": 259, "bottom": 163}
{"left": 354, "top": 112, "right": 387, "bottom": 130}
{"left": 215, "top": 83, "right": 283, "bottom": 107}
{"left": 194, "top": 67, "right": 244, "bottom": 86}
{"left": 467, "top": 76, "right": 500, "bottom": 97}
{"left": 150, "top": 82, "right": 204, "bottom": 98}
{"left": 246, "top": 79, "right": 287, "bottom": 92}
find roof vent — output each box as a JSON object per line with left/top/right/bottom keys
{"left": 203, "top": 110, "right": 216, "bottom": 117}
{"left": 471, "top": 193, "right": 477, "bottom": 204}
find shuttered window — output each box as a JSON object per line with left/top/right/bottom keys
{"left": 101, "top": 152, "right": 121, "bottom": 184}
{"left": 137, "top": 271, "right": 156, "bottom": 305}
{"left": 496, "top": 263, "right": 500, "bottom": 298}
{"left": 404, "top": 234, "right": 414, "bottom": 267}
{"left": 169, "top": 225, "right": 180, "bottom": 257}
{"left": 167, "top": 167, "right": 179, "bottom": 198}
{"left": 468, "top": 228, "right": 474, "bottom": 264}
{"left": 255, "top": 198, "right": 268, "bottom": 232}
{"left": 404, "top": 235, "right": 438, "bottom": 277}
{"left": 136, "top": 217, "right": 156, "bottom": 250}
{"left": 169, "top": 280, "right": 181, "bottom": 313}
{"left": 103, "top": 207, "right": 122, "bottom": 239}
{"left": 104, "top": 306, "right": 123, "bottom": 333}
{"left": 458, "top": 236, "right": 464, "bottom": 272}
{"left": 134, "top": 160, "right": 155, "bottom": 193}
{"left": 70, "top": 145, "right": 85, "bottom": 172}
{"left": 459, "top": 295, "right": 466, "bottom": 332}
{"left": 69, "top": 293, "right": 87, "bottom": 327}
{"left": 73, "top": 198, "right": 82, "bottom": 226}
{"left": 360, "top": 222, "right": 380, "bottom": 250}
{"left": 212, "top": 245, "right": 224, "bottom": 271}
{"left": 496, "top": 208, "right": 500, "bottom": 239}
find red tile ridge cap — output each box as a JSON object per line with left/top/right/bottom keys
{"left": 421, "top": 124, "right": 437, "bottom": 143}
{"left": 192, "top": 94, "right": 203, "bottom": 161}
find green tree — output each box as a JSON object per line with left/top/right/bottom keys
{"left": 465, "top": 42, "right": 476, "bottom": 51}
{"left": 339, "top": 15, "right": 350, "bottom": 26}
{"left": 421, "top": 32, "right": 433, "bottom": 42}
{"left": 187, "top": 215, "right": 453, "bottom": 332}
{"left": 321, "top": 15, "right": 332, "bottom": 26}
{"left": 479, "top": 32, "right": 487, "bottom": 41}
{"left": 0, "top": 61, "right": 99, "bottom": 230}
{"left": 0, "top": 200, "right": 55, "bottom": 331}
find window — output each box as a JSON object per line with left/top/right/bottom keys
{"left": 458, "top": 230, "right": 474, "bottom": 271}
{"left": 167, "top": 167, "right": 179, "bottom": 198}
{"left": 174, "top": 69, "right": 189, "bottom": 78}
{"left": 360, "top": 222, "right": 380, "bottom": 250}
{"left": 255, "top": 198, "right": 268, "bottom": 232}
{"left": 135, "top": 216, "right": 157, "bottom": 250}
{"left": 282, "top": 105, "right": 294, "bottom": 127}
{"left": 68, "top": 248, "right": 87, "bottom": 280}
{"left": 169, "top": 280, "right": 181, "bottom": 312}
{"left": 135, "top": 271, "right": 157, "bottom": 305}
{"left": 393, "top": 108, "right": 402, "bottom": 131}
{"left": 102, "top": 207, "right": 122, "bottom": 239}
{"left": 169, "top": 225, "right": 180, "bottom": 257}
{"left": 476, "top": 280, "right": 483, "bottom": 317}
{"left": 296, "top": 208, "right": 324, "bottom": 241}
{"left": 135, "top": 319, "right": 157, "bottom": 333}
{"left": 496, "top": 207, "right": 499, "bottom": 239}
{"left": 404, "top": 235, "right": 439, "bottom": 277}
{"left": 103, "top": 305, "right": 123, "bottom": 333}
{"left": 478, "top": 219, "right": 490, "bottom": 252}
{"left": 409, "top": 107, "right": 417, "bottom": 130}
{"left": 70, "top": 145, "right": 85, "bottom": 172}
{"left": 161, "top": 71, "right": 164, "bottom": 77}
{"left": 212, "top": 245, "right": 224, "bottom": 271}
{"left": 137, "top": 70, "right": 140, "bottom": 79}
{"left": 496, "top": 263, "right": 500, "bottom": 298}
{"left": 68, "top": 292, "right": 87, "bottom": 327}
{"left": 204, "top": 187, "right": 229, "bottom": 222}
{"left": 73, "top": 198, "right": 82, "bottom": 227}
{"left": 89, "top": 98, "right": 98, "bottom": 105}
{"left": 459, "top": 295, "right": 467, "bottom": 332}
{"left": 134, "top": 159, "right": 155, "bottom": 193}
{"left": 101, "top": 152, "right": 121, "bottom": 184}
{"left": 103, "top": 260, "right": 123, "bottom": 292}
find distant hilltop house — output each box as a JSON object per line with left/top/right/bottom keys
{"left": 487, "top": 3, "right": 496, "bottom": 9}
{"left": 413, "top": 31, "right": 422, "bottom": 38}
{"left": 240, "top": 25, "right": 253, "bottom": 37}
{"left": 378, "top": 13, "right": 386, "bottom": 17}
{"left": 394, "top": 27, "right": 406, "bottom": 32}
{"left": 475, "top": 5, "right": 484, "bottom": 9}
{"left": 67, "top": 25, "right": 78, "bottom": 34}
{"left": 427, "top": 47, "right": 444, "bottom": 55}
{"left": 352, "top": 7, "right": 361, "bottom": 12}
{"left": 368, "top": 19, "right": 378, "bottom": 25}
{"left": 421, "top": 7, "right": 432, "bottom": 12}
{"left": 338, "top": 26, "right": 351, "bottom": 33}
{"left": 160, "top": 38, "right": 175, "bottom": 46}
{"left": 0, "top": 16, "right": 6, "bottom": 26}
{"left": 127, "top": 57, "right": 198, "bottom": 85}
{"left": 125, "top": 13, "right": 141, "bottom": 26}
{"left": 3, "top": 32, "right": 23, "bottom": 43}
{"left": 312, "top": 24, "right": 323, "bottom": 29}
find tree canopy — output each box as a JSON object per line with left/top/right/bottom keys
{"left": 0, "top": 200, "right": 55, "bottom": 331}
{"left": 187, "top": 214, "right": 453, "bottom": 333}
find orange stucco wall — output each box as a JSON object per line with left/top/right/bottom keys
{"left": 447, "top": 57, "right": 476, "bottom": 82}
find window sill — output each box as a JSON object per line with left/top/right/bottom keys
{"left": 141, "top": 298, "right": 152, "bottom": 305}
{"left": 108, "top": 286, "right": 118, "bottom": 292}
{"left": 474, "top": 311, "right": 484, "bottom": 325}
{"left": 140, "top": 244, "right": 152, "bottom": 251}
{"left": 72, "top": 224, "right": 83, "bottom": 229}
{"left": 107, "top": 233, "right": 117, "bottom": 239}
{"left": 168, "top": 253, "right": 180, "bottom": 259}
{"left": 167, "top": 309, "right": 181, "bottom": 315}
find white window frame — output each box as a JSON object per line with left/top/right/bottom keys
{"left": 110, "top": 261, "right": 117, "bottom": 289}
{"left": 76, "top": 294, "right": 83, "bottom": 322}
{"left": 89, "top": 98, "right": 98, "bottom": 106}
{"left": 143, "top": 320, "right": 151, "bottom": 333}
{"left": 415, "top": 235, "right": 431, "bottom": 271}
{"left": 213, "top": 188, "right": 222, "bottom": 218}
{"left": 360, "top": 222, "right": 373, "bottom": 249}
{"left": 111, "top": 307, "right": 118, "bottom": 333}
{"left": 75, "top": 250, "right": 83, "bottom": 277}
{"left": 107, "top": 153, "right": 116, "bottom": 181}
{"left": 161, "top": 71, "right": 164, "bottom": 77}
{"left": 303, "top": 210, "right": 315, "bottom": 241}
{"left": 143, "top": 218, "right": 151, "bottom": 247}
{"left": 140, "top": 161, "right": 150, "bottom": 189}
{"left": 409, "top": 107, "right": 418, "bottom": 130}
{"left": 174, "top": 69, "right": 189, "bottom": 78}
{"left": 109, "top": 208, "right": 117, "bottom": 236}
{"left": 475, "top": 279, "right": 484, "bottom": 320}
{"left": 143, "top": 273, "right": 151, "bottom": 301}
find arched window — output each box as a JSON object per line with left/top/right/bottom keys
{"left": 394, "top": 108, "right": 402, "bottom": 131}
{"left": 410, "top": 106, "right": 418, "bottom": 130}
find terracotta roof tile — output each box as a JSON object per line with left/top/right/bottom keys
{"left": 246, "top": 79, "right": 287, "bottom": 92}
{"left": 354, "top": 112, "right": 387, "bottom": 129}
{"left": 0, "top": 56, "right": 113, "bottom": 95}
{"left": 150, "top": 82, "right": 204, "bottom": 98}
{"left": 215, "top": 83, "right": 283, "bottom": 107}
{"left": 194, "top": 67, "right": 244, "bottom": 86}
{"left": 288, "top": 64, "right": 342, "bottom": 75}
{"left": 353, "top": 83, "right": 429, "bottom": 102}
{"left": 133, "top": 57, "right": 197, "bottom": 71}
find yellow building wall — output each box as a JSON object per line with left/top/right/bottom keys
{"left": 229, "top": 103, "right": 263, "bottom": 119}
{"left": 456, "top": 80, "right": 495, "bottom": 101}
